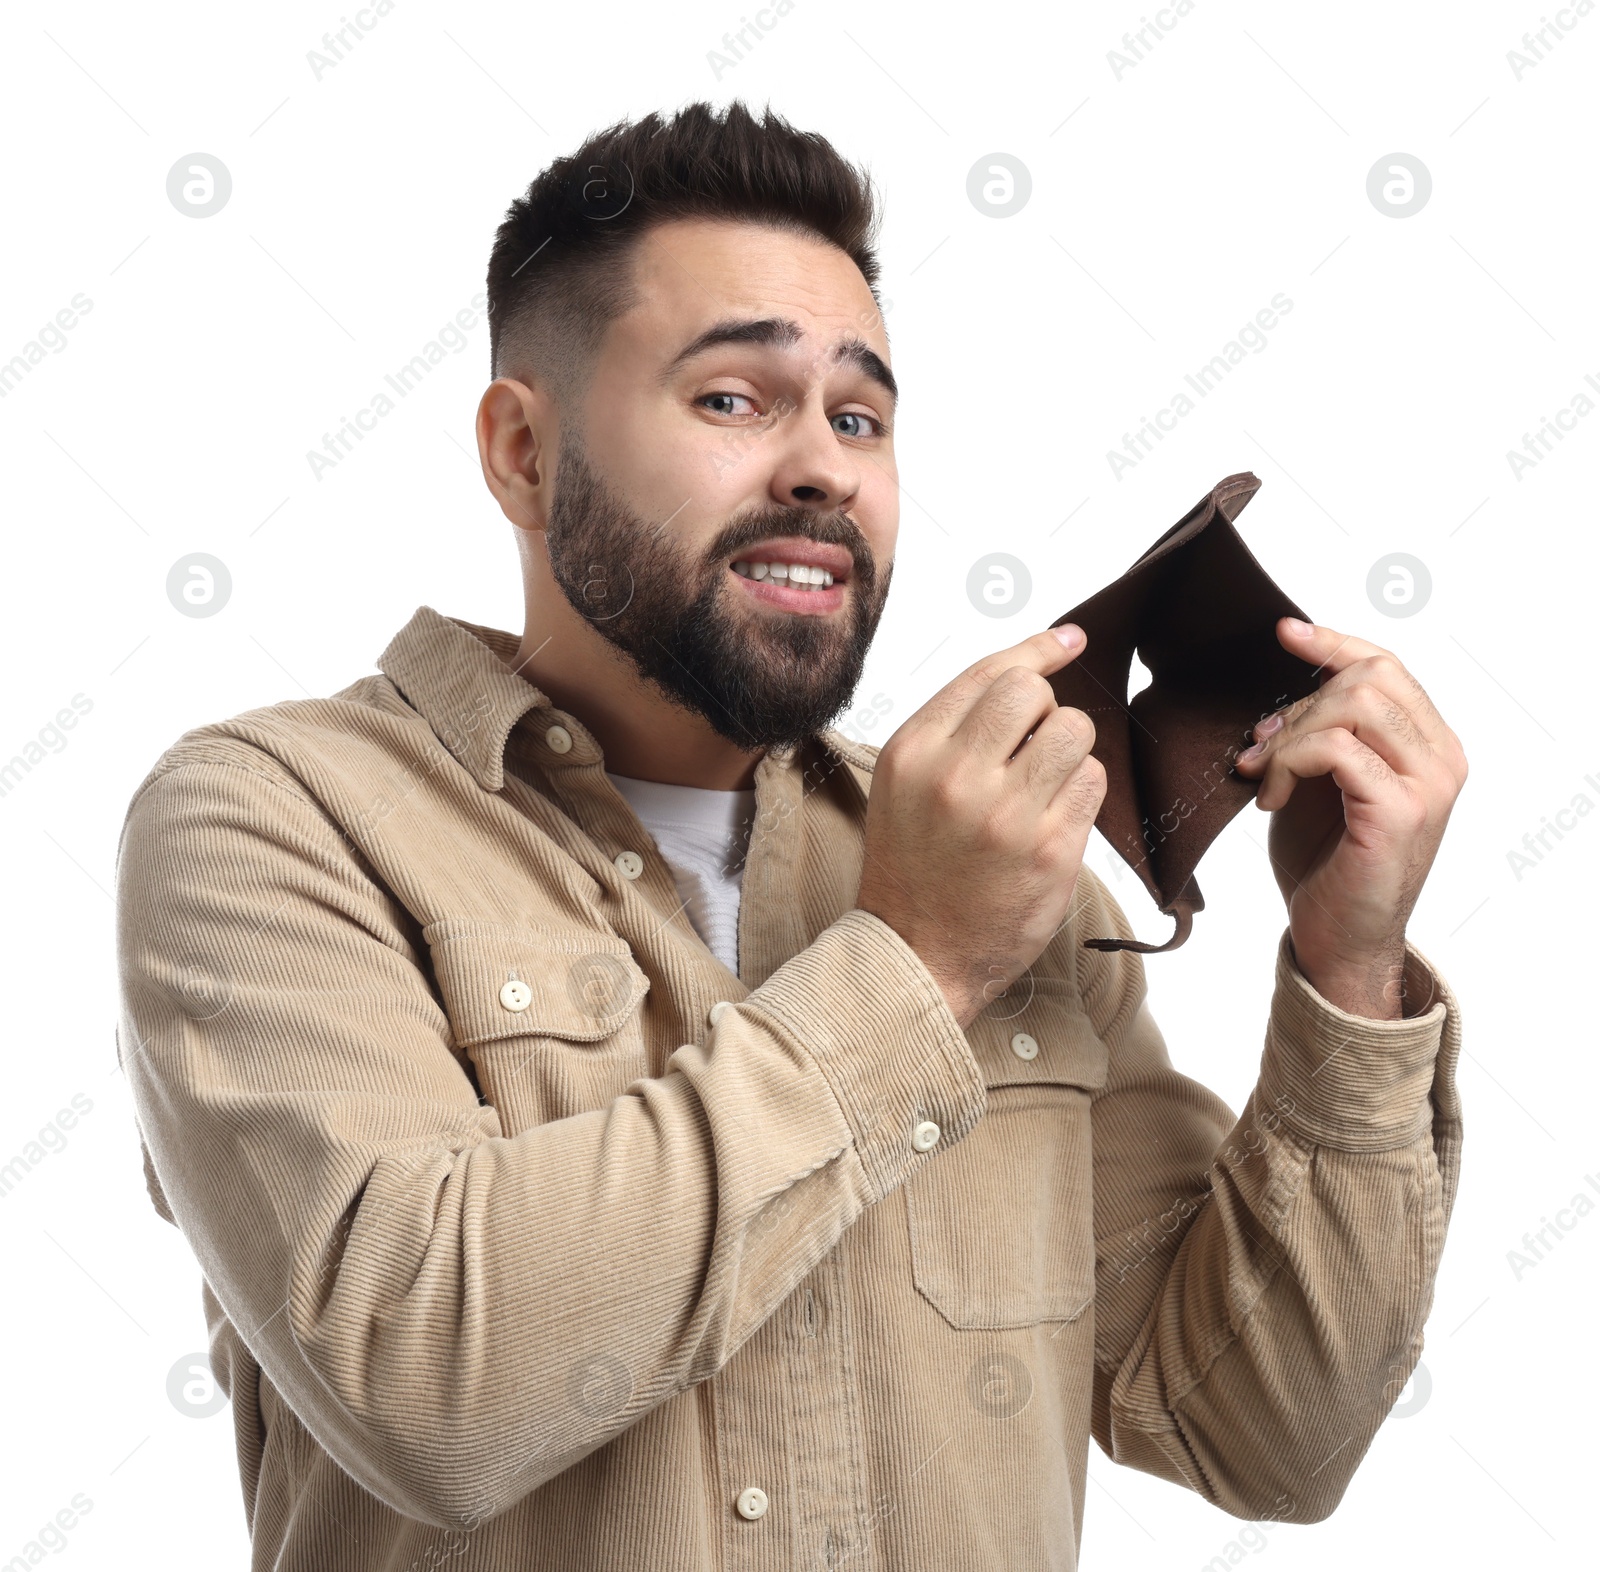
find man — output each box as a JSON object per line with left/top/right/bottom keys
{"left": 115, "top": 101, "right": 1467, "bottom": 1570}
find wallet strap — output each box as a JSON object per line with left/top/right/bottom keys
{"left": 1081, "top": 885, "right": 1199, "bottom": 953}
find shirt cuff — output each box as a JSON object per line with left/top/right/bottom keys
{"left": 744, "top": 907, "right": 989, "bottom": 1202}
{"left": 1258, "top": 927, "right": 1453, "bottom": 1152}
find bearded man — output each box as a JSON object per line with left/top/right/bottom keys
{"left": 116, "top": 100, "right": 1467, "bottom": 1572}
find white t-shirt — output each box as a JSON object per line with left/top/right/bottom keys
{"left": 605, "top": 771, "right": 757, "bottom": 977}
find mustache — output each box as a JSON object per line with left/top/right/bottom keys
{"left": 705, "top": 505, "right": 874, "bottom": 576}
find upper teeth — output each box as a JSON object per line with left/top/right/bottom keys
{"left": 732, "top": 560, "right": 835, "bottom": 587}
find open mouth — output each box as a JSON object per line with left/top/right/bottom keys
{"left": 731, "top": 556, "right": 836, "bottom": 587}
{"left": 726, "top": 541, "right": 851, "bottom": 614}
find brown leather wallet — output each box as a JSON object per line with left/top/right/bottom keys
{"left": 1047, "top": 472, "right": 1321, "bottom": 953}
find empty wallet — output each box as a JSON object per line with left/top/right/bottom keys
{"left": 1047, "top": 471, "right": 1322, "bottom": 953}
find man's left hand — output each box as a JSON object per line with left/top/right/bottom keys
{"left": 1232, "top": 618, "right": 1468, "bottom": 1021}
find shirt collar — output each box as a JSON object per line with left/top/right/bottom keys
{"left": 376, "top": 605, "right": 873, "bottom": 793}
{"left": 376, "top": 606, "right": 544, "bottom": 792}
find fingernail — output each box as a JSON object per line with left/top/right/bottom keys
{"left": 1238, "top": 741, "right": 1263, "bottom": 762}
{"left": 1256, "top": 712, "right": 1284, "bottom": 738}
{"left": 1052, "top": 624, "right": 1083, "bottom": 650}
{"left": 1285, "top": 617, "right": 1314, "bottom": 637}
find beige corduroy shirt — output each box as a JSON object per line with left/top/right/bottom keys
{"left": 114, "top": 604, "right": 1464, "bottom": 1572}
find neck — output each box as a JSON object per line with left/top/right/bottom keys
{"left": 509, "top": 606, "right": 767, "bottom": 792}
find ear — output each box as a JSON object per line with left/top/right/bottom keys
{"left": 477, "top": 377, "right": 557, "bottom": 532}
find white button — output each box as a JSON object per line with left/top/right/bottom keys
{"left": 911, "top": 1119, "right": 941, "bottom": 1152}
{"left": 545, "top": 724, "right": 573, "bottom": 754}
{"left": 1011, "top": 1031, "right": 1039, "bottom": 1061}
{"left": 614, "top": 850, "right": 644, "bottom": 879}
{"left": 708, "top": 1000, "right": 732, "bottom": 1026}
{"left": 735, "top": 1486, "right": 769, "bottom": 1521}
{"left": 499, "top": 979, "right": 531, "bottom": 1012}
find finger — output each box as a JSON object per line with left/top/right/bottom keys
{"left": 951, "top": 665, "right": 1068, "bottom": 766}
{"left": 1273, "top": 621, "right": 1465, "bottom": 761}
{"left": 919, "top": 625, "right": 1085, "bottom": 736}
{"left": 1304, "top": 654, "right": 1458, "bottom": 761}
{"left": 1238, "top": 680, "right": 1436, "bottom": 784}
{"left": 1244, "top": 725, "right": 1409, "bottom": 817}
{"left": 1011, "top": 701, "right": 1098, "bottom": 808}
{"left": 1274, "top": 616, "right": 1393, "bottom": 678}
{"left": 1047, "top": 752, "right": 1107, "bottom": 831}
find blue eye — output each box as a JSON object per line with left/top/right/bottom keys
{"left": 699, "top": 392, "right": 759, "bottom": 416}
{"left": 698, "top": 393, "right": 883, "bottom": 437}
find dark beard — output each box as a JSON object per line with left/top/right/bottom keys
{"left": 543, "top": 432, "right": 893, "bottom": 751}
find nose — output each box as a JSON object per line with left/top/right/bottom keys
{"left": 768, "top": 404, "right": 859, "bottom": 516}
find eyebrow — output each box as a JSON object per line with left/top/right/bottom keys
{"left": 658, "top": 315, "right": 898, "bottom": 407}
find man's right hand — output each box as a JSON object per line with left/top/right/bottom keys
{"left": 854, "top": 625, "right": 1106, "bottom": 1030}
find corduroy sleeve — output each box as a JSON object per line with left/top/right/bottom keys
{"left": 114, "top": 749, "right": 987, "bottom": 1530}
{"left": 1072, "top": 868, "right": 1463, "bottom": 1522}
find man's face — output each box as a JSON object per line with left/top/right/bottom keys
{"left": 543, "top": 216, "right": 899, "bottom": 751}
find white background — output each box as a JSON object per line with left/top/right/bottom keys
{"left": 1, "top": 0, "right": 1594, "bottom": 1566}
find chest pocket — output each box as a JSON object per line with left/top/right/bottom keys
{"left": 904, "top": 978, "right": 1108, "bottom": 1331}
{"left": 422, "top": 918, "right": 653, "bottom": 1135}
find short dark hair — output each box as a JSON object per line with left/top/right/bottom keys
{"left": 485, "top": 100, "right": 883, "bottom": 409}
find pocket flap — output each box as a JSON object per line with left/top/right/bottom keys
{"left": 968, "top": 977, "right": 1109, "bottom": 1092}
{"left": 422, "top": 919, "right": 650, "bottom": 1046}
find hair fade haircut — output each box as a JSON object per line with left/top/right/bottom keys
{"left": 485, "top": 100, "right": 884, "bottom": 410}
